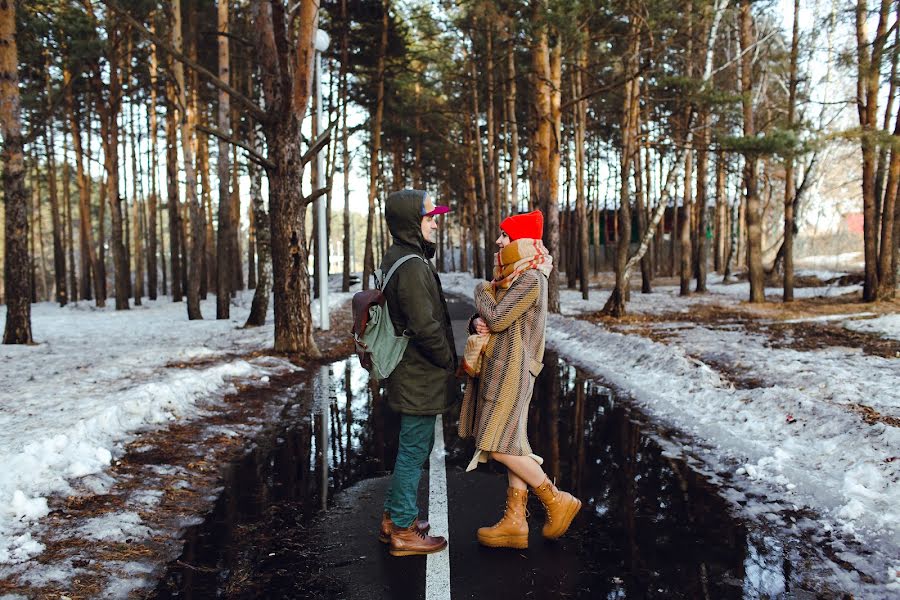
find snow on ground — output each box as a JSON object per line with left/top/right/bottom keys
{"left": 706, "top": 277, "right": 862, "bottom": 299}
{"left": 844, "top": 313, "right": 900, "bottom": 342}
{"left": 0, "top": 281, "right": 354, "bottom": 567}
{"left": 441, "top": 271, "right": 899, "bottom": 595}
{"left": 795, "top": 251, "right": 865, "bottom": 272}
{"left": 444, "top": 271, "right": 868, "bottom": 317}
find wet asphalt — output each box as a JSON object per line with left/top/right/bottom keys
{"left": 150, "top": 294, "right": 839, "bottom": 600}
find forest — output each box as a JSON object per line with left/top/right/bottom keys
{"left": 1, "top": 2, "right": 900, "bottom": 597}
{"left": 1, "top": 0, "right": 898, "bottom": 351}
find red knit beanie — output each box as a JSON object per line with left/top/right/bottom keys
{"left": 500, "top": 210, "right": 544, "bottom": 241}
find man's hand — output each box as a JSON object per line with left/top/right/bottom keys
{"left": 473, "top": 317, "right": 490, "bottom": 335}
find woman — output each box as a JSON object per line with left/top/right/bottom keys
{"left": 458, "top": 209, "right": 581, "bottom": 549}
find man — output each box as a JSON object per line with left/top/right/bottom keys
{"left": 378, "top": 189, "right": 457, "bottom": 557}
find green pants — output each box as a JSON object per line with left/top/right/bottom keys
{"left": 384, "top": 414, "right": 436, "bottom": 528}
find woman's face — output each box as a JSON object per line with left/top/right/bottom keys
{"left": 496, "top": 230, "right": 511, "bottom": 249}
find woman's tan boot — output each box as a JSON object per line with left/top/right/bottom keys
{"left": 532, "top": 478, "right": 581, "bottom": 539}
{"left": 477, "top": 487, "right": 529, "bottom": 549}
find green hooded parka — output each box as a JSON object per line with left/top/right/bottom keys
{"left": 381, "top": 190, "right": 458, "bottom": 415}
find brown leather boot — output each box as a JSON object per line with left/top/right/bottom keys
{"left": 389, "top": 519, "right": 448, "bottom": 557}
{"left": 532, "top": 478, "right": 581, "bottom": 539}
{"left": 477, "top": 487, "right": 529, "bottom": 549}
{"left": 379, "top": 511, "right": 430, "bottom": 543}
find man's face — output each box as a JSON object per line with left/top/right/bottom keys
{"left": 421, "top": 215, "right": 438, "bottom": 243}
{"left": 421, "top": 195, "right": 439, "bottom": 243}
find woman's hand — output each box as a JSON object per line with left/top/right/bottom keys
{"left": 473, "top": 317, "right": 490, "bottom": 335}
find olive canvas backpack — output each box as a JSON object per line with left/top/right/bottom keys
{"left": 350, "top": 254, "right": 427, "bottom": 380}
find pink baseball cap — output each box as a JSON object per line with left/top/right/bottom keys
{"left": 422, "top": 194, "right": 450, "bottom": 217}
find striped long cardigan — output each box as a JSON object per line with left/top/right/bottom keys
{"left": 458, "top": 269, "right": 548, "bottom": 465}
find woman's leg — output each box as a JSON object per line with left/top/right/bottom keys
{"left": 506, "top": 470, "right": 527, "bottom": 490}
{"left": 493, "top": 451, "right": 582, "bottom": 540}
{"left": 491, "top": 452, "right": 547, "bottom": 489}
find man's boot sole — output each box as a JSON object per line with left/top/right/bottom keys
{"left": 477, "top": 533, "right": 528, "bottom": 549}
{"left": 543, "top": 498, "right": 582, "bottom": 540}
{"left": 389, "top": 541, "right": 448, "bottom": 557}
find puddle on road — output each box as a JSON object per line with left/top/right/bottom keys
{"left": 152, "top": 352, "right": 832, "bottom": 599}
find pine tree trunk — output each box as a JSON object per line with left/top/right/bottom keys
{"left": 231, "top": 144, "right": 243, "bottom": 293}
{"left": 247, "top": 0, "right": 320, "bottom": 354}
{"left": 245, "top": 119, "right": 271, "bottom": 326}
{"left": 159, "top": 192, "right": 167, "bottom": 296}
{"left": 1, "top": 0, "right": 31, "bottom": 343}
{"left": 714, "top": 147, "right": 726, "bottom": 273}
{"left": 123, "top": 184, "right": 132, "bottom": 298}
{"left": 29, "top": 162, "right": 41, "bottom": 303}
{"left": 464, "top": 118, "right": 482, "bottom": 278}
{"left": 340, "top": 0, "right": 352, "bottom": 292}
{"left": 506, "top": 18, "right": 519, "bottom": 214}
{"left": 602, "top": 16, "right": 640, "bottom": 317}
{"left": 670, "top": 167, "right": 678, "bottom": 277}
{"left": 876, "top": 100, "right": 900, "bottom": 300}
{"left": 44, "top": 124, "right": 66, "bottom": 306}
{"left": 172, "top": 0, "right": 203, "bottom": 318}
{"left": 147, "top": 28, "right": 159, "bottom": 300}
{"left": 485, "top": 22, "right": 499, "bottom": 260}
{"left": 66, "top": 70, "right": 100, "bottom": 303}
{"left": 165, "top": 66, "right": 183, "bottom": 302}
{"left": 63, "top": 130, "right": 77, "bottom": 302}
{"left": 782, "top": 0, "right": 800, "bottom": 301}
{"left": 129, "top": 97, "right": 144, "bottom": 306}
{"left": 876, "top": 1, "right": 899, "bottom": 300}
{"left": 362, "top": 0, "right": 388, "bottom": 291}
{"left": 531, "top": 24, "right": 561, "bottom": 311}
{"left": 740, "top": 0, "right": 765, "bottom": 303}
{"left": 892, "top": 180, "right": 900, "bottom": 293}
{"left": 873, "top": 2, "right": 899, "bottom": 251}
{"left": 198, "top": 130, "right": 213, "bottom": 299}
{"left": 695, "top": 110, "right": 709, "bottom": 293}
{"left": 680, "top": 136, "right": 693, "bottom": 296}
{"left": 574, "top": 35, "right": 590, "bottom": 300}
{"left": 855, "top": 0, "right": 892, "bottom": 301}
{"left": 247, "top": 199, "right": 256, "bottom": 289}
{"left": 641, "top": 123, "right": 655, "bottom": 288}
{"left": 548, "top": 41, "right": 562, "bottom": 311}
{"left": 98, "top": 24, "right": 129, "bottom": 310}
{"left": 633, "top": 115, "right": 651, "bottom": 294}
{"left": 312, "top": 80, "right": 322, "bottom": 299}
{"left": 215, "top": 0, "right": 231, "bottom": 318}
{"left": 470, "top": 45, "right": 491, "bottom": 279}
{"left": 133, "top": 197, "right": 144, "bottom": 305}
{"left": 268, "top": 117, "right": 316, "bottom": 352}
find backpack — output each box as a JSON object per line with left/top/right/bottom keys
{"left": 351, "top": 254, "right": 427, "bottom": 380}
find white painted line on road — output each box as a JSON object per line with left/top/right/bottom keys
{"left": 426, "top": 414, "right": 451, "bottom": 600}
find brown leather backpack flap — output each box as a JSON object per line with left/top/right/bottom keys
{"left": 351, "top": 289, "right": 385, "bottom": 337}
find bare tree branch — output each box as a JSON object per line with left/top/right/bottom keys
{"left": 100, "top": 0, "right": 268, "bottom": 123}
{"left": 303, "top": 185, "right": 330, "bottom": 206}
{"left": 300, "top": 124, "right": 333, "bottom": 166}
{"left": 196, "top": 123, "right": 275, "bottom": 171}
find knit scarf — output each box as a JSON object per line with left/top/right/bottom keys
{"left": 491, "top": 238, "right": 553, "bottom": 290}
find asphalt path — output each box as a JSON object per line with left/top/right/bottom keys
{"left": 154, "top": 291, "right": 821, "bottom": 599}
{"left": 291, "top": 294, "right": 750, "bottom": 600}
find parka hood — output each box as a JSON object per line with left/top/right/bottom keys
{"left": 385, "top": 189, "right": 432, "bottom": 255}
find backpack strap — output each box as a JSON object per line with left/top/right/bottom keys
{"left": 378, "top": 254, "right": 427, "bottom": 290}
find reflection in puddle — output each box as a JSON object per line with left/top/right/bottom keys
{"left": 153, "top": 358, "right": 397, "bottom": 598}
{"left": 154, "top": 352, "right": 827, "bottom": 599}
